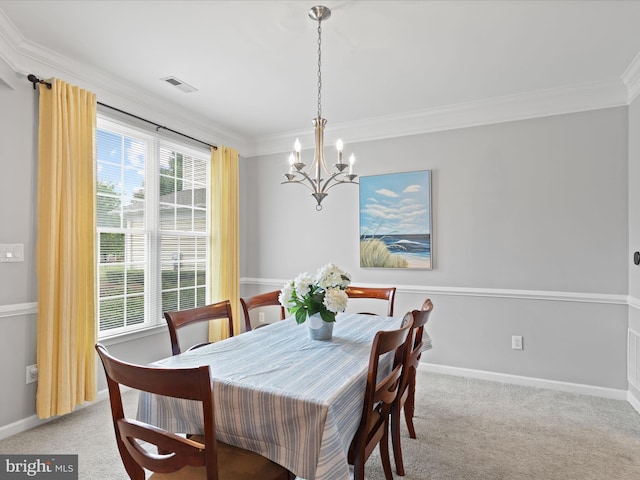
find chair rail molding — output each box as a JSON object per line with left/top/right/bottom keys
{"left": 0, "top": 302, "right": 37, "bottom": 319}
{"left": 241, "top": 278, "right": 628, "bottom": 306}
{"left": 628, "top": 296, "right": 640, "bottom": 311}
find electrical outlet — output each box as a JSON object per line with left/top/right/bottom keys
{"left": 511, "top": 335, "right": 523, "bottom": 350}
{"left": 26, "top": 364, "right": 38, "bottom": 384}
{"left": 258, "top": 312, "right": 266, "bottom": 324}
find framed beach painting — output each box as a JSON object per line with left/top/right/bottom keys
{"left": 359, "top": 170, "right": 432, "bottom": 269}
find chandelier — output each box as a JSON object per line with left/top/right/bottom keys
{"left": 282, "top": 5, "right": 358, "bottom": 211}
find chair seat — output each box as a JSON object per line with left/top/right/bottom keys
{"left": 150, "top": 439, "right": 290, "bottom": 480}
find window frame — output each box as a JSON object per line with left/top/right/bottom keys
{"left": 96, "top": 114, "right": 211, "bottom": 340}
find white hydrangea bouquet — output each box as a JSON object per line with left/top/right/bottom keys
{"left": 279, "top": 263, "right": 351, "bottom": 325}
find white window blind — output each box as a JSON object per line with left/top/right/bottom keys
{"left": 96, "top": 116, "right": 210, "bottom": 338}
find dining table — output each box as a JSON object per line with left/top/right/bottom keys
{"left": 137, "top": 312, "right": 431, "bottom": 480}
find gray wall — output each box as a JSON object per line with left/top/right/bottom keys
{"left": 0, "top": 73, "right": 633, "bottom": 432}
{"left": 242, "top": 107, "right": 629, "bottom": 390}
{"left": 0, "top": 74, "right": 39, "bottom": 428}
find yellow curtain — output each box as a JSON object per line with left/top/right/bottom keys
{"left": 36, "top": 79, "right": 97, "bottom": 418}
{"left": 209, "top": 146, "right": 240, "bottom": 341}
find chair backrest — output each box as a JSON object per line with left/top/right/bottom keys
{"left": 351, "top": 312, "right": 413, "bottom": 463}
{"left": 399, "top": 299, "right": 434, "bottom": 398}
{"left": 95, "top": 343, "right": 218, "bottom": 480}
{"left": 164, "top": 300, "right": 234, "bottom": 355}
{"left": 240, "top": 290, "right": 286, "bottom": 332}
{"left": 409, "top": 298, "right": 433, "bottom": 366}
{"left": 345, "top": 286, "right": 396, "bottom": 316}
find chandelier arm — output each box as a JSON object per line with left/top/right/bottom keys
{"left": 284, "top": 171, "right": 323, "bottom": 194}
{"left": 319, "top": 171, "right": 344, "bottom": 193}
{"left": 281, "top": 180, "right": 318, "bottom": 194}
{"left": 322, "top": 177, "right": 359, "bottom": 192}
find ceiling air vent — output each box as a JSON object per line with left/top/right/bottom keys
{"left": 161, "top": 76, "right": 198, "bottom": 93}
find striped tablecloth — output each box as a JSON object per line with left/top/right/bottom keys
{"left": 137, "top": 313, "right": 426, "bottom": 480}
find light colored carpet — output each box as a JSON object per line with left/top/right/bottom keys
{"left": 2, "top": 371, "right": 640, "bottom": 479}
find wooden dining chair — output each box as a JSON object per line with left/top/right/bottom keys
{"left": 391, "top": 298, "right": 434, "bottom": 476}
{"left": 345, "top": 286, "right": 396, "bottom": 316}
{"left": 348, "top": 312, "right": 413, "bottom": 480}
{"left": 95, "top": 344, "right": 295, "bottom": 480}
{"left": 240, "top": 290, "right": 286, "bottom": 332}
{"left": 164, "top": 300, "right": 234, "bottom": 355}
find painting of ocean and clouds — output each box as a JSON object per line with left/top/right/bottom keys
{"left": 359, "top": 170, "right": 432, "bottom": 269}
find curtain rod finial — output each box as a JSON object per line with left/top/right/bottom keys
{"left": 27, "top": 74, "right": 52, "bottom": 89}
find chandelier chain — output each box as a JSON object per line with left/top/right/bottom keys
{"left": 317, "top": 19, "right": 322, "bottom": 118}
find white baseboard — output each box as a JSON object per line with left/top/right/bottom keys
{"left": 420, "top": 362, "right": 628, "bottom": 401}
{"left": 0, "top": 387, "right": 110, "bottom": 441}
{"left": 628, "top": 390, "right": 640, "bottom": 415}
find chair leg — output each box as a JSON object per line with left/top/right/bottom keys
{"left": 391, "top": 404, "right": 405, "bottom": 476}
{"left": 380, "top": 425, "right": 394, "bottom": 480}
{"left": 405, "top": 376, "right": 417, "bottom": 439}
{"left": 353, "top": 454, "right": 365, "bottom": 480}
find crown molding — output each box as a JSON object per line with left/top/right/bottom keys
{"left": 249, "top": 80, "right": 628, "bottom": 156}
{"left": 0, "top": 9, "right": 251, "bottom": 154}
{"left": 0, "top": 8, "right": 635, "bottom": 158}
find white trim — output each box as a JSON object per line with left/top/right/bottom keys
{"left": 249, "top": 80, "right": 628, "bottom": 156}
{"left": 0, "top": 10, "right": 247, "bottom": 154}
{"left": 0, "top": 387, "right": 111, "bottom": 441}
{"left": 628, "top": 390, "right": 640, "bottom": 415}
{"left": 623, "top": 49, "right": 640, "bottom": 104}
{"left": 628, "top": 296, "right": 640, "bottom": 311}
{"left": 628, "top": 328, "right": 640, "bottom": 390}
{"left": 98, "top": 323, "right": 168, "bottom": 346}
{"left": 0, "top": 302, "right": 37, "bottom": 318}
{"left": 0, "top": 9, "right": 632, "bottom": 158}
{"left": 241, "top": 277, "right": 628, "bottom": 306}
{"left": 420, "top": 363, "right": 628, "bottom": 401}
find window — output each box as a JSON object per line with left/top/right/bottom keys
{"left": 96, "top": 116, "right": 210, "bottom": 338}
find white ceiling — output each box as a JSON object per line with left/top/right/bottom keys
{"left": 2, "top": 0, "right": 640, "bottom": 156}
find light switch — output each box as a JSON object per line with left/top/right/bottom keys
{"left": 0, "top": 244, "right": 24, "bottom": 262}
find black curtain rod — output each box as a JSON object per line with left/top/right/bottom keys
{"left": 27, "top": 74, "right": 217, "bottom": 151}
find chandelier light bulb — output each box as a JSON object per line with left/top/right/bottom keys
{"left": 294, "top": 138, "right": 302, "bottom": 163}
{"left": 336, "top": 139, "right": 344, "bottom": 163}
{"left": 349, "top": 153, "right": 355, "bottom": 174}
{"left": 288, "top": 153, "right": 295, "bottom": 173}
